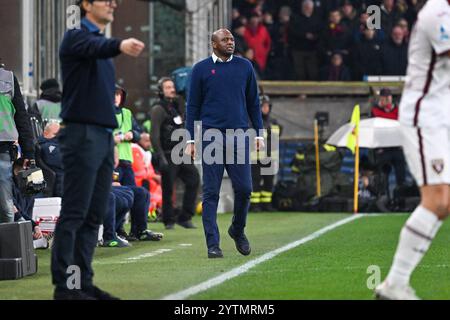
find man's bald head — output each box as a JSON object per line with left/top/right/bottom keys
{"left": 43, "top": 122, "right": 60, "bottom": 139}
{"left": 211, "top": 28, "right": 235, "bottom": 58}
{"left": 211, "top": 28, "right": 232, "bottom": 43}
{"left": 139, "top": 132, "right": 151, "bottom": 150}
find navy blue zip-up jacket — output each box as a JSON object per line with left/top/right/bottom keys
{"left": 59, "top": 18, "right": 122, "bottom": 128}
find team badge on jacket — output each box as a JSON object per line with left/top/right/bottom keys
{"left": 432, "top": 159, "right": 444, "bottom": 174}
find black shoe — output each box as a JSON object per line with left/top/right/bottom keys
{"left": 135, "top": 229, "right": 164, "bottom": 241}
{"left": 124, "top": 233, "right": 139, "bottom": 242}
{"left": 117, "top": 228, "right": 128, "bottom": 239}
{"left": 117, "top": 229, "right": 138, "bottom": 242}
{"left": 207, "top": 247, "right": 223, "bottom": 259}
{"left": 176, "top": 220, "right": 197, "bottom": 229}
{"left": 54, "top": 288, "right": 97, "bottom": 300}
{"left": 83, "top": 285, "right": 120, "bottom": 300}
{"left": 228, "top": 226, "right": 251, "bottom": 256}
{"left": 165, "top": 223, "right": 175, "bottom": 230}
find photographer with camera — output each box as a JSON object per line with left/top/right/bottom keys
{"left": 150, "top": 77, "right": 199, "bottom": 230}
{"left": 0, "top": 64, "right": 35, "bottom": 224}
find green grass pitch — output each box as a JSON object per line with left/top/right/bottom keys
{"left": 1, "top": 212, "right": 449, "bottom": 300}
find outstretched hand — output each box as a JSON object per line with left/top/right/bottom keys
{"left": 120, "top": 38, "right": 145, "bottom": 57}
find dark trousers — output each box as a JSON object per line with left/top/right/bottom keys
{"left": 51, "top": 123, "right": 114, "bottom": 290}
{"left": 201, "top": 132, "right": 252, "bottom": 250}
{"left": 103, "top": 187, "right": 134, "bottom": 241}
{"left": 117, "top": 161, "right": 137, "bottom": 186}
{"left": 251, "top": 161, "right": 275, "bottom": 192}
{"left": 128, "top": 186, "right": 150, "bottom": 235}
{"left": 116, "top": 161, "right": 150, "bottom": 234}
{"left": 161, "top": 155, "right": 199, "bottom": 225}
{"left": 376, "top": 147, "right": 406, "bottom": 188}
{"left": 292, "top": 50, "right": 319, "bottom": 81}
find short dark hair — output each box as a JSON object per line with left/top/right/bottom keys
{"left": 77, "top": 0, "right": 94, "bottom": 17}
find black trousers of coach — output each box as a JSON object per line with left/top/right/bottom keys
{"left": 51, "top": 122, "right": 114, "bottom": 290}
{"left": 160, "top": 152, "right": 200, "bottom": 226}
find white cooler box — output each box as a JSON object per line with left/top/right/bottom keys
{"left": 32, "top": 197, "right": 61, "bottom": 233}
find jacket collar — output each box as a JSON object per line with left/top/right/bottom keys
{"left": 81, "top": 18, "right": 101, "bottom": 34}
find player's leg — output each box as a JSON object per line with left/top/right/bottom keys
{"left": 376, "top": 126, "right": 450, "bottom": 300}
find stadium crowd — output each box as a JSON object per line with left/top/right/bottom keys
{"left": 231, "top": 0, "right": 418, "bottom": 80}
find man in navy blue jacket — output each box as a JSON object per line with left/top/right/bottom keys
{"left": 51, "top": 0, "right": 144, "bottom": 300}
{"left": 185, "top": 29, "right": 264, "bottom": 259}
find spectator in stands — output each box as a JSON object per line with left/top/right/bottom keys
{"left": 288, "top": 0, "right": 322, "bottom": 80}
{"left": 381, "top": 26, "right": 408, "bottom": 76}
{"left": 236, "top": 0, "right": 259, "bottom": 18}
{"left": 38, "top": 122, "right": 63, "bottom": 197}
{"left": 395, "top": 17, "right": 410, "bottom": 42}
{"left": 265, "top": 5, "right": 293, "bottom": 80}
{"left": 341, "top": 0, "right": 359, "bottom": 31}
{"left": 319, "top": 9, "right": 353, "bottom": 65}
{"left": 370, "top": 88, "right": 406, "bottom": 189}
{"left": 244, "top": 48, "right": 262, "bottom": 79}
{"left": 371, "top": 88, "right": 398, "bottom": 119}
{"left": 319, "top": 51, "right": 352, "bottom": 81}
{"left": 262, "top": 9, "right": 275, "bottom": 35}
{"left": 380, "top": 0, "right": 402, "bottom": 35}
{"left": 231, "top": 7, "right": 242, "bottom": 26}
{"left": 244, "top": 12, "right": 272, "bottom": 77}
{"left": 402, "top": 0, "right": 420, "bottom": 29}
{"left": 351, "top": 26, "right": 383, "bottom": 80}
{"left": 349, "top": 0, "right": 379, "bottom": 11}
{"left": 28, "top": 78, "right": 62, "bottom": 126}
{"left": 353, "top": 11, "right": 386, "bottom": 44}
{"left": 313, "top": 0, "right": 341, "bottom": 18}
{"left": 232, "top": 20, "right": 249, "bottom": 57}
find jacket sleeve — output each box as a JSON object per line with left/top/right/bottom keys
{"left": 131, "top": 114, "right": 143, "bottom": 143}
{"left": 12, "top": 76, "right": 35, "bottom": 159}
{"left": 62, "top": 29, "right": 122, "bottom": 59}
{"left": 245, "top": 63, "right": 263, "bottom": 136}
{"left": 185, "top": 64, "right": 202, "bottom": 141}
{"left": 150, "top": 105, "right": 166, "bottom": 159}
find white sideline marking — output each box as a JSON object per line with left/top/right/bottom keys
{"left": 161, "top": 214, "right": 363, "bottom": 300}
{"left": 126, "top": 249, "right": 172, "bottom": 260}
